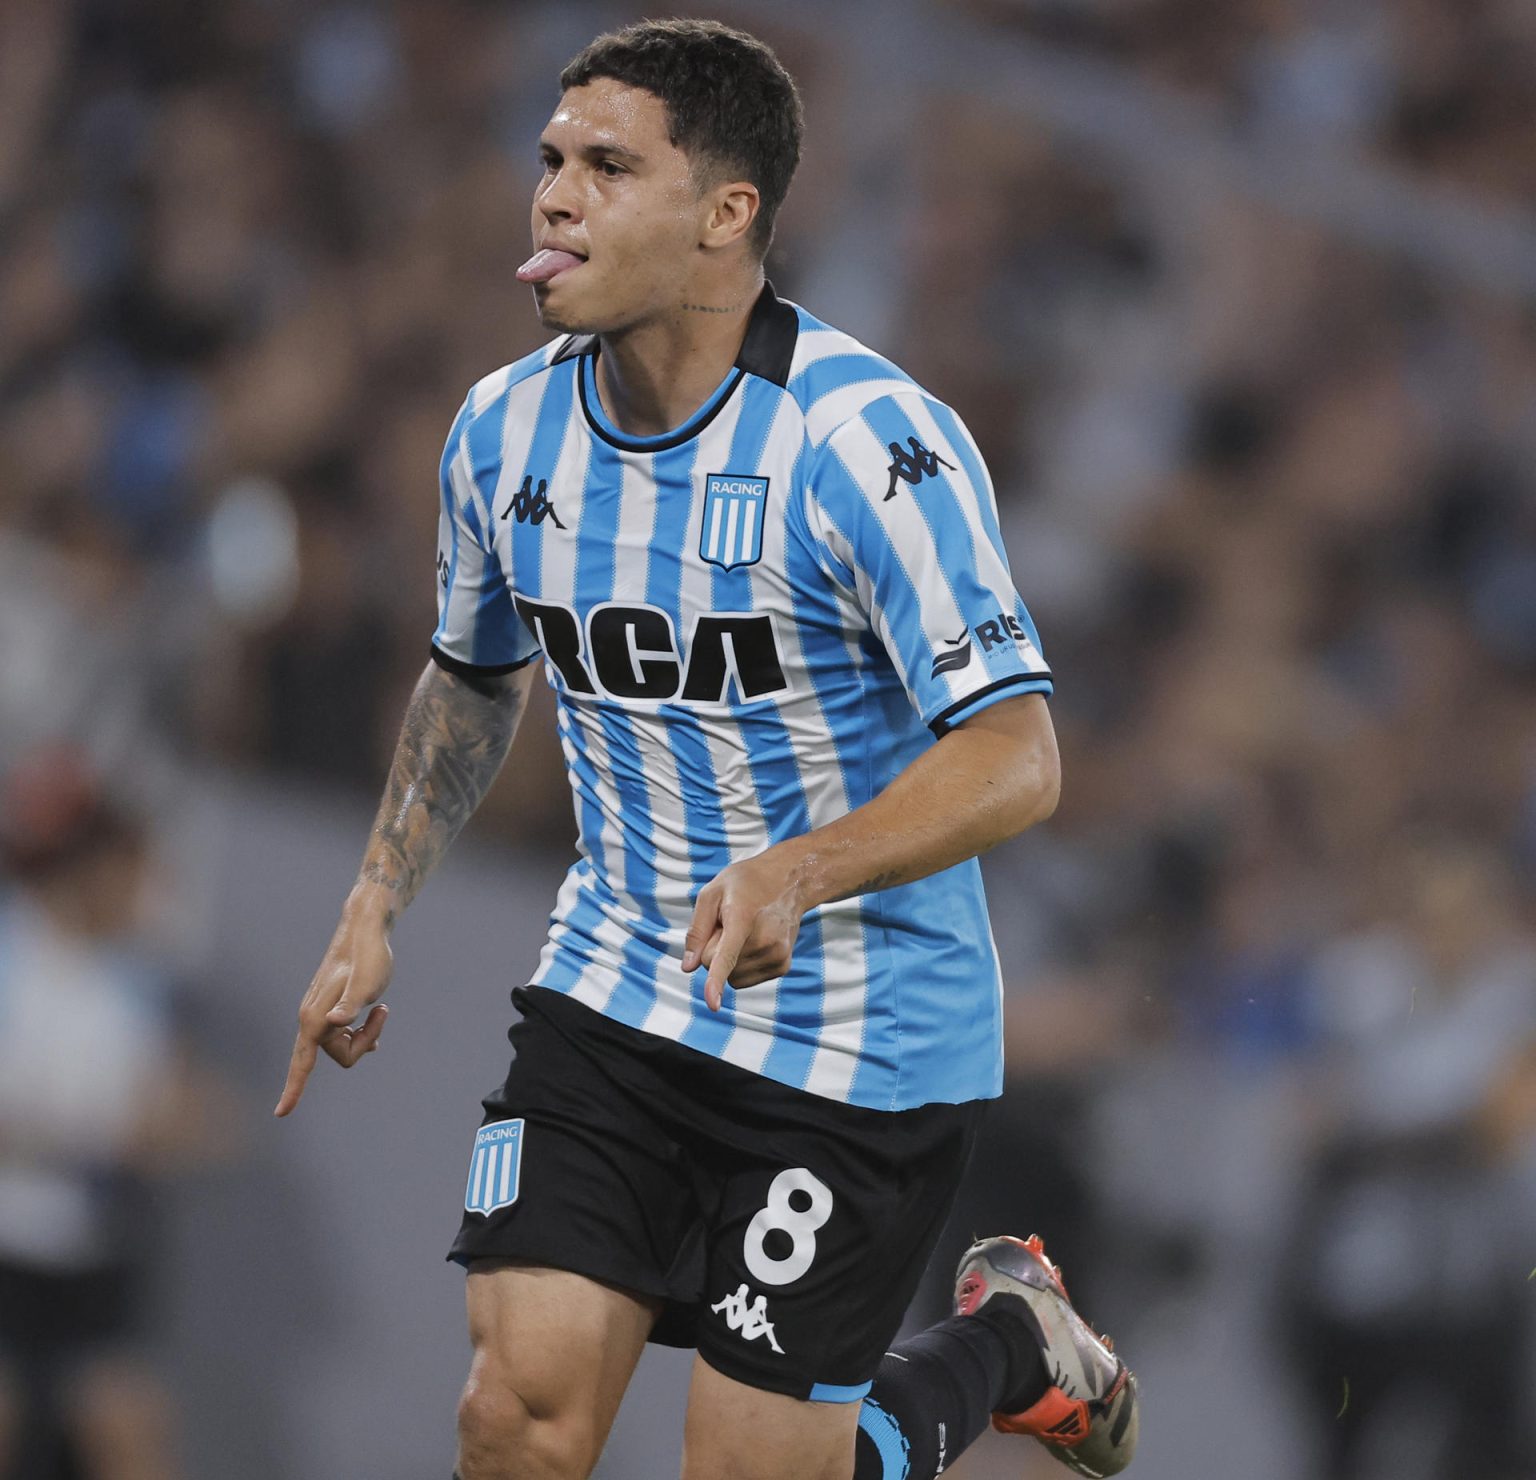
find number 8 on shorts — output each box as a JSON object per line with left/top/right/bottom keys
{"left": 744, "top": 1167, "right": 834, "bottom": 1287}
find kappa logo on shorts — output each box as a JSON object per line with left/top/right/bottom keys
{"left": 464, "top": 1118, "right": 524, "bottom": 1216}
{"left": 710, "top": 1283, "right": 784, "bottom": 1354}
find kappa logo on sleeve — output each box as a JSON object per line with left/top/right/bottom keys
{"left": 883, "top": 438, "right": 955, "bottom": 501}
{"left": 464, "top": 1118, "right": 524, "bottom": 1215}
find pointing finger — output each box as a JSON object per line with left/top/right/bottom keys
{"left": 704, "top": 917, "right": 751, "bottom": 1012}
{"left": 274, "top": 1034, "right": 319, "bottom": 1117}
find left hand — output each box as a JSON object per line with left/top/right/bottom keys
{"left": 682, "top": 851, "right": 810, "bottom": 1011}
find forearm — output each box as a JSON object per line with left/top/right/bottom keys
{"left": 779, "top": 695, "right": 1059, "bottom": 909}
{"left": 349, "top": 660, "right": 529, "bottom": 927}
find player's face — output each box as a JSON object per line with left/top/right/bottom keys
{"left": 525, "top": 80, "right": 713, "bottom": 334}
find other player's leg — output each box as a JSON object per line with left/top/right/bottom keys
{"left": 66, "top": 1354, "right": 182, "bottom": 1480}
{"left": 0, "top": 1360, "right": 17, "bottom": 1477}
{"left": 456, "top": 1261, "right": 659, "bottom": 1480}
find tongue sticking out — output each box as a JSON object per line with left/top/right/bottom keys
{"left": 517, "top": 249, "right": 585, "bottom": 284}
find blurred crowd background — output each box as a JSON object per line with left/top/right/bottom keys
{"left": 3, "top": 0, "right": 1535, "bottom": 1477}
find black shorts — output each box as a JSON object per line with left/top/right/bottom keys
{"left": 449, "top": 987, "right": 985, "bottom": 1402}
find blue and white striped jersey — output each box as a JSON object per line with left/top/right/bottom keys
{"left": 432, "top": 285, "right": 1052, "bottom": 1111}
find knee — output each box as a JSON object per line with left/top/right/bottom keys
{"left": 456, "top": 1366, "right": 594, "bottom": 1480}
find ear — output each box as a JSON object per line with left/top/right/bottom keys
{"left": 701, "top": 180, "right": 761, "bottom": 253}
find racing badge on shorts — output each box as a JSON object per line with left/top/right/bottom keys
{"left": 700, "top": 474, "right": 769, "bottom": 571}
{"left": 464, "top": 1118, "right": 524, "bottom": 1215}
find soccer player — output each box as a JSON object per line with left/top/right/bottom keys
{"left": 275, "top": 19, "right": 1137, "bottom": 1480}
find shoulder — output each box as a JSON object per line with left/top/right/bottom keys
{"left": 452, "top": 336, "right": 580, "bottom": 446}
{"left": 442, "top": 338, "right": 579, "bottom": 503}
{"left": 781, "top": 301, "right": 946, "bottom": 451}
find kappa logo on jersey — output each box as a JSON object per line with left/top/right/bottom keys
{"left": 437, "top": 551, "right": 450, "bottom": 590}
{"left": 512, "top": 596, "right": 789, "bottom": 704}
{"left": 501, "top": 475, "right": 566, "bottom": 528}
{"left": 464, "top": 1118, "right": 524, "bottom": 1215}
{"left": 711, "top": 1283, "right": 784, "bottom": 1354}
{"left": 700, "top": 474, "right": 769, "bottom": 571}
{"left": 884, "top": 437, "right": 956, "bottom": 501}
{"left": 930, "top": 626, "right": 974, "bottom": 679}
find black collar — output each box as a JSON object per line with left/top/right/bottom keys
{"left": 554, "top": 282, "right": 800, "bottom": 451}
{"left": 734, "top": 280, "right": 799, "bottom": 388}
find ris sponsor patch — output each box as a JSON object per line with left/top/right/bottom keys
{"left": 930, "top": 626, "right": 974, "bottom": 679}
{"left": 464, "top": 1118, "right": 525, "bottom": 1215}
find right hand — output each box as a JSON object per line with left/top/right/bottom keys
{"left": 274, "top": 902, "right": 394, "bottom": 1117}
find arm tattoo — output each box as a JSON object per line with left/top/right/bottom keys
{"left": 681, "top": 302, "right": 739, "bottom": 314}
{"left": 359, "top": 665, "right": 527, "bottom": 923}
{"left": 850, "top": 868, "right": 905, "bottom": 895}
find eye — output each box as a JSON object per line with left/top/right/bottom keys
{"left": 597, "top": 159, "right": 625, "bottom": 179}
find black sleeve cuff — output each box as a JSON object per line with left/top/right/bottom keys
{"left": 429, "top": 643, "right": 538, "bottom": 680}
{"left": 928, "top": 673, "right": 1053, "bottom": 737}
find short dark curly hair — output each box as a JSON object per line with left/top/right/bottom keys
{"left": 559, "top": 19, "right": 803, "bottom": 257}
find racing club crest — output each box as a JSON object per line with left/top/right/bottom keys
{"left": 464, "top": 1118, "right": 524, "bottom": 1216}
{"left": 700, "top": 474, "right": 769, "bottom": 571}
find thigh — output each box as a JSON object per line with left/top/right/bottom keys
{"left": 681, "top": 1357, "right": 858, "bottom": 1480}
{"left": 465, "top": 1262, "right": 658, "bottom": 1441}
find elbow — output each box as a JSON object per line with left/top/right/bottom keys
{"left": 1022, "top": 748, "right": 1061, "bottom": 829}
{"left": 1003, "top": 722, "right": 1060, "bottom": 835}
{"left": 984, "top": 746, "right": 1059, "bottom": 845}
{"left": 954, "top": 692, "right": 1061, "bottom": 839}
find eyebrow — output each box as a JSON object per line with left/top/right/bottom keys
{"left": 538, "top": 137, "right": 646, "bottom": 164}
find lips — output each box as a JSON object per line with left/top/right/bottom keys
{"left": 517, "top": 248, "right": 586, "bottom": 284}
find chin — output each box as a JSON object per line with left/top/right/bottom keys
{"left": 533, "top": 281, "right": 598, "bottom": 335}
{"left": 533, "top": 300, "right": 575, "bottom": 333}
{"left": 534, "top": 277, "right": 657, "bottom": 338}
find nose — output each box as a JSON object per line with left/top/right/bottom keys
{"left": 537, "top": 164, "right": 581, "bottom": 227}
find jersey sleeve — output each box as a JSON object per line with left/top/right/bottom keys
{"left": 430, "top": 396, "right": 539, "bottom": 677}
{"left": 805, "top": 392, "right": 1052, "bottom": 734}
